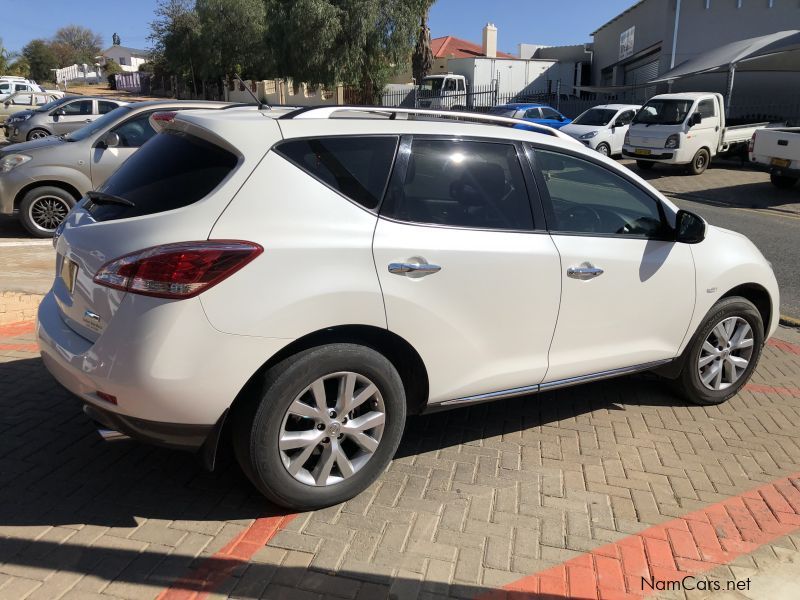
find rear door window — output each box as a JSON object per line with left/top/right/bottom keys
{"left": 60, "top": 100, "right": 93, "bottom": 115}
{"left": 276, "top": 136, "right": 398, "bottom": 210}
{"left": 86, "top": 131, "right": 238, "bottom": 222}
{"left": 98, "top": 100, "right": 119, "bottom": 114}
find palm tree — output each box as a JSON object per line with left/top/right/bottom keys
{"left": 412, "top": 8, "right": 433, "bottom": 84}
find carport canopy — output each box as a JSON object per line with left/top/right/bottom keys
{"left": 651, "top": 29, "right": 800, "bottom": 83}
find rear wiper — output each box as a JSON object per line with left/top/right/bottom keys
{"left": 86, "top": 191, "right": 135, "bottom": 207}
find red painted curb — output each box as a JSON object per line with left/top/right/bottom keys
{"left": 746, "top": 383, "right": 800, "bottom": 398}
{"left": 0, "top": 342, "right": 39, "bottom": 352}
{"left": 767, "top": 338, "right": 800, "bottom": 355}
{"left": 0, "top": 320, "right": 36, "bottom": 338}
{"left": 157, "top": 513, "right": 297, "bottom": 600}
{"left": 480, "top": 473, "right": 800, "bottom": 599}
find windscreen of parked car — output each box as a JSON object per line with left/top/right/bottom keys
{"left": 488, "top": 107, "right": 518, "bottom": 118}
{"left": 632, "top": 100, "right": 693, "bottom": 126}
{"left": 85, "top": 130, "right": 238, "bottom": 222}
{"left": 34, "top": 96, "right": 72, "bottom": 112}
{"left": 63, "top": 106, "right": 133, "bottom": 142}
{"left": 573, "top": 108, "right": 617, "bottom": 126}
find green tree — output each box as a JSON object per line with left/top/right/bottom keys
{"left": 149, "top": 0, "right": 201, "bottom": 93}
{"left": 7, "top": 57, "right": 30, "bottom": 77}
{"left": 0, "top": 39, "right": 12, "bottom": 74}
{"left": 51, "top": 25, "right": 103, "bottom": 66}
{"left": 195, "top": 0, "right": 266, "bottom": 81}
{"left": 22, "top": 39, "right": 58, "bottom": 81}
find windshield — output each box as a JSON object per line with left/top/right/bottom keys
{"left": 64, "top": 105, "right": 133, "bottom": 142}
{"left": 419, "top": 78, "right": 443, "bottom": 93}
{"left": 573, "top": 108, "right": 617, "bottom": 126}
{"left": 35, "top": 96, "right": 72, "bottom": 112}
{"left": 489, "top": 107, "right": 517, "bottom": 118}
{"left": 632, "top": 99, "right": 693, "bottom": 126}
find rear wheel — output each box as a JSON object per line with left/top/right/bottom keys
{"left": 596, "top": 143, "right": 611, "bottom": 157}
{"left": 26, "top": 128, "right": 50, "bottom": 141}
{"left": 770, "top": 173, "right": 797, "bottom": 189}
{"left": 674, "top": 297, "right": 763, "bottom": 405}
{"left": 636, "top": 160, "right": 654, "bottom": 171}
{"left": 688, "top": 148, "right": 710, "bottom": 175}
{"left": 19, "top": 186, "right": 77, "bottom": 238}
{"left": 233, "top": 344, "right": 406, "bottom": 510}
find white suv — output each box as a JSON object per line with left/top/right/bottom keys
{"left": 37, "top": 106, "right": 779, "bottom": 510}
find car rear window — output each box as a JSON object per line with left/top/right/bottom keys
{"left": 86, "top": 130, "right": 238, "bottom": 222}
{"left": 275, "top": 136, "right": 398, "bottom": 210}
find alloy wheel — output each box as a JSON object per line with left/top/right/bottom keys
{"left": 28, "top": 195, "right": 70, "bottom": 232}
{"left": 279, "top": 371, "right": 386, "bottom": 486}
{"left": 29, "top": 130, "right": 48, "bottom": 140}
{"left": 697, "top": 316, "right": 754, "bottom": 390}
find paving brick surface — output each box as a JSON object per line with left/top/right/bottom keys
{"left": 0, "top": 321, "right": 799, "bottom": 599}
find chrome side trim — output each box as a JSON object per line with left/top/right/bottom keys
{"left": 425, "top": 359, "right": 674, "bottom": 413}
{"left": 538, "top": 359, "right": 672, "bottom": 392}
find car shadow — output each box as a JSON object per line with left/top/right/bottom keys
{"left": 0, "top": 214, "right": 29, "bottom": 239}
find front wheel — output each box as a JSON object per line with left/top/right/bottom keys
{"left": 596, "top": 143, "right": 611, "bottom": 157}
{"left": 233, "top": 344, "right": 407, "bottom": 510}
{"left": 688, "top": 148, "right": 710, "bottom": 175}
{"left": 675, "top": 297, "right": 764, "bottom": 405}
{"left": 19, "top": 186, "right": 77, "bottom": 238}
{"left": 770, "top": 173, "right": 797, "bottom": 189}
{"left": 26, "top": 128, "right": 50, "bottom": 141}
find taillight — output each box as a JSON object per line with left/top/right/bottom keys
{"left": 93, "top": 241, "right": 263, "bottom": 299}
{"left": 748, "top": 132, "right": 756, "bottom": 153}
{"left": 149, "top": 111, "right": 179, "bottom": 132}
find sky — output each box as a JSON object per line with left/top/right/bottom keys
{"left": 0, "top": 0, "right": 636, "bottom": 55}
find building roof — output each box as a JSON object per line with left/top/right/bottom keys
{"left": 101, "top": 45, "right": 149, "bottom": 58}
{"left": 591, "top": 0, "right": 649, "bottom": 36}
{"left": 431, "top": 36, "right": 515, "bottom": 59}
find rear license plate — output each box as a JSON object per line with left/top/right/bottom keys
{"left": 771, "top": 157, "right": 790, "bottom": 168}
{"left": 60, "top": 257, "right": 78, "bottom": 294}
{"left": 634, "top": 148, "right": 651, "bottom": 156}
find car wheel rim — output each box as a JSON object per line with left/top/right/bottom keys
{"left": 696, "top": 154, "right": 706, "bottom": 169}
{"left": 279, "top": 371, "right": 386, "bottom": 487}
{"left": 698, "top": 316, "right": 754, "bottom": 391}
{"left": 599, "top": 145, "right": 609, "bottom": 156}
{"left": 28, "top": 195, "right": 70, "bottom": 232}
{"left": 30, "top": 130, "right": 47, "bottom": 139}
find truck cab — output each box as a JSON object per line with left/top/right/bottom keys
{"left": 417, "top": 74, "right": 467, "bottom": 110}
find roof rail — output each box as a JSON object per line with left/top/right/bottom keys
{"left": 279, "top": 105, "right": 575, "bottom": 140}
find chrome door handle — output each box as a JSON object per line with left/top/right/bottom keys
{"left": 567, "top": 263, "right": 604, "bottom": 280}
{"left": 388, "top": 262, "right": 441, "bottom": 278}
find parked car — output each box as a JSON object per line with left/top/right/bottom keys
{"left": 560, "top": 104, "right": 640, "bottom": 156}
{"left": 36, "top": 105, "right": 779, "bottom": 511}
{"left": 6, "top": 96, "right": 128, "bottom": 143}
{"left": 0, "top": 78, "right": 45, "bottom": 99}
{"left": 748, "top": 127, "right": 800, "bottom": 189}
{"left": 0, "top": 100, "right": 230, "bottom": 236}
{"left": 0, "top": 91, "right": 61, "bottom": 124}
{"left": 490, "top": 103, "right": 572, "bottom": 129}
{"left": 623, "top": 92, "right": 767, "bottom": 175}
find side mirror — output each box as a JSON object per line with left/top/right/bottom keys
{"left": 3, "top": 101, "right": 9, "bottom": 107}
{"left": 558, "top": 115, "right": 566, "bottom": 121}
{"left": 99, "top": 132, "right": 120, "bottom": 149}
{"left": 675, "top": 209, "right": 705, "bottom": 244}
{"left": 54, "top": 108, "right": 66, "bottom": 117}
{"left": 690, "top": 112, "right": 702, "bottom": 126}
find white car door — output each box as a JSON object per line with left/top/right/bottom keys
{"left": 690, "top": 97, "right": 721, "bottom": 155}
{"left": 610, "top": 109, "right": 635, "bottom": 154}
{"left": 373, "top": 137, "right": 562, "bottom": 405}
{"left": 531, "top": 146, "right": 695, "bottom": 382}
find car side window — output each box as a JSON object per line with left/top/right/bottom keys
{"left": 276, "top": 136, "right": 398, "bottom": 210}
{"left": 59, "top": 100, "right": 93, "bottom": 116}
{"left": 443, "top": 79, "right": 457, "bottom": 92}
{"left": 457, "top": 79, "right": 465, "bottom": 92}
{"left": 541, "top": 107, "right": 561, "bottom": 119}
{"left": 111, "top": 112, "right": 158, "bottom": 148}
{"left": 524, "top": 108, "right": 541, "bottom": 119}
{"left": 535, "top": 148, "right": 666, "bottom": 238}
{"left": 698, "top": 99, "right": 716, "bottom": 120}
{"left": 98, "top": 101, "right": 118, "bottom": 114}
{"left": 381, "top": 138, "right": 534, "bottom": 231}
{"left": 615, "top": 110, "right": 635, "bottom": 126}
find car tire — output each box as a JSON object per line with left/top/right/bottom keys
{"left": 19, "top": 186, "right": 77, "bottom": 238}
{"left": 688, "top": 148, "right": 710, "bottom": 175}
{"left": 26, "top": 128, "right": 50, "bottom": 141}
{"left": 596, "top": 143, "right": 611, "bottom": 157}
{"left": 636, "top": 160, "right": 654, "bottom": 171}
{"left": 674, "top": 297, "right": 764, "bottom": 406}
{"left": 770, "top": 173, "right": 797, "bottom": 189}
{"left": 233, "top": 343, "right": 407, "bottom": 510}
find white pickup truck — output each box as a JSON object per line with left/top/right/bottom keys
{"left": 748, "top": 127, "right": 800, "bottom": 189}
{"left": 623, "top": 92, "right": 767, "bottom": 175}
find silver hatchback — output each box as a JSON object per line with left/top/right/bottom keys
{"left": 6, "top": 96, "right": 127, "bottom": 143}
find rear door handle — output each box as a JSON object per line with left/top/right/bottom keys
{"left": 388, "top": 262, "right": 441, "bottom": 278}
{"left": 567, "top": 263, "right": 604, "bottom": 280}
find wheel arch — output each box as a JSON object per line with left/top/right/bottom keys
{"left": 229, "top": 325, "right": 430, "bottom": 421}
{"left": 720, "top": 283, "right": 772, "bottom": 336}
{"left": 14, "top": 180, "right": 83, "bottom": 208}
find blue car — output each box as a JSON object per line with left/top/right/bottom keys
{"left": 489, "top": 103, "right": 572, "bottom": 130}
